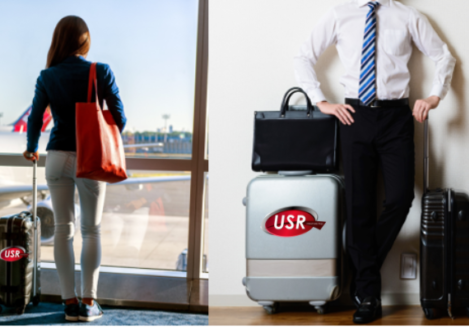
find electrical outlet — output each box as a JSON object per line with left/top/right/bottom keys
{"left": 400, "top": 253, "right": 417, "bottom": 280}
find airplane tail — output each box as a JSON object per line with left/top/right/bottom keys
{"left": 12, "top": 106, "right": 52, "bottom": 133}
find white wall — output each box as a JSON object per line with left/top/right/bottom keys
{"left": 209, "top": 0, "right": 469, "bottom": 306}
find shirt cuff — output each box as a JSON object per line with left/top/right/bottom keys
{"left": 306, "top": 88, "right": 327, "bottom": 104}
{"left": 429, "top": 84, "right": 447, "bottom": 100}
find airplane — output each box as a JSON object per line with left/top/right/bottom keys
{"left": 0, "top": 106, "right": 193, "bottom": 246}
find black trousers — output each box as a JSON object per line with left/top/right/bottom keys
{"left": 340, "top": 103, "right": 415, "bottom": 298}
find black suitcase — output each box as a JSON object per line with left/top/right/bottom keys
{"left": 0, "top": 161, "right": 41, "bottom": 314}
{"left": 420, "top": 119, "right": 469, "bottom": 319}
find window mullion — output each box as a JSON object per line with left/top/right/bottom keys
{"left": 186, "top": 0, "right": 208, "bottom": 281}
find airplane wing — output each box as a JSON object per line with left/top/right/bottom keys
{"left": 0, "top": 184, "right": 49, "bottom": 203}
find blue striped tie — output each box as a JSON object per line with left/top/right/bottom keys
{"left": 359, "top": 1, "right": 380, "bottom": 106}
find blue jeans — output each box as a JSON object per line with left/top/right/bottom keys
{"left": 45, "top": 150, "right": 107, "bottom": 300}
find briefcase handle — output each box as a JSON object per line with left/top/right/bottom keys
{"left": 280, "top": 87, "right": 302, "bottom": 108}
{"left": 280, "top": 87, "right": 314, "bottom": 118}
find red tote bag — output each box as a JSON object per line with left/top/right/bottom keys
{"left": 75, "top": 63, "right": 128, "bottom": 183}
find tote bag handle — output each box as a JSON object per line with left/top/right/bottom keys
{"left": 87, "top": 63, "right": 98, "bottom": 103}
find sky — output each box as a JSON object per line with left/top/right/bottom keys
{"left": 0, "top": 0, "right": 198, "bottom": 133}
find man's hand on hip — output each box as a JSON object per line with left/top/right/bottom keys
{"left": 316, "top": 101, "right": 355, "bottom": 125}
{"left": 413, "top": 96, "right": 440, "bottom": 123}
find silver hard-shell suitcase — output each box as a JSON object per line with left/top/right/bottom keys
{"left": 242, "top": 171, "right": 345, "bottom": 314}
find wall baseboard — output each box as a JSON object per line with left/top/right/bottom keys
{"left": 210, "top": 293, "right": 420, "bottom": 307}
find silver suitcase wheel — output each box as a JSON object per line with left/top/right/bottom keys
{"left": 263, "top": 302, "right": 279, "bottom": 314}
{"left": 310, "top": 301, "right": 327, "bottom": 314}
{"left": 316, "top": 306, "right": 326, "bottom": 314}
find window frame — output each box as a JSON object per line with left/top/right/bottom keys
{"left": 0, "top": 0, "right": 208, "bottom": 282}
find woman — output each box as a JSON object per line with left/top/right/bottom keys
{"left": 23, "top": 16, "right": 126, "bottom": 322}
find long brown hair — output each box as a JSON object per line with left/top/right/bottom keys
{"left": 46, "top": 16, "right": 91, "bottom": 68}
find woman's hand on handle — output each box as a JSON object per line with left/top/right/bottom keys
{"left": 413, "top": 96, "right": 440, "bottom": 123}
{"left": 23, "top": 151, "right": 39, "bottom": 162}
{"left": 316, "top": 101, "right": 355, "bottom": 125}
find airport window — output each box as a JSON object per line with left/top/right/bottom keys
{"left": 39, "top": 170, "right": 191, "bottom": 271}
{"left": 0, "top": 0, "right": 208, "bottom": 289}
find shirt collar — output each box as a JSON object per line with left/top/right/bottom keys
{"left": 357, "top": 0, "right": 390, "bottom": 8}
{"left": 63, "top": 55, "right": 88, "bottom": 63}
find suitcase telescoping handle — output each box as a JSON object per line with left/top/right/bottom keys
{"left": 26, "top": 154, "right": 38, "bottom": 299}
{"left": 423, "top": 118, "right": 430, "bottom": 193}
{"left": 32, "top": 159, "right": 38, "bottom": 299}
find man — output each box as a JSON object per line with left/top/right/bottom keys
{"left": 294, "top": 0, "right": 455, "bottom": 324}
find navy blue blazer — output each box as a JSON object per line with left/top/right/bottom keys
{"left": 27, "top": 56, "right": 127, "bottom": 152}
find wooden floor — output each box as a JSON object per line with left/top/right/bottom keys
{"left": 209, "top": 305, "right": 469, "bottom": 325}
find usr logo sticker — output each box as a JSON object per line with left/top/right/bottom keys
{"left": 262, "top": 207, "right": 326, "bottom": 237}
{"left": 0, "top": 246, "right": 29, "bottom": 262}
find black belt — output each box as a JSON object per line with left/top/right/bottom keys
{"left": 345, "top": 98, "right": 409, "bottom": 108}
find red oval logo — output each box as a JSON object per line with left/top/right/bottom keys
{"left": 263, "top": 207, "right": 326, "bottom": 237}
{"left": 0, "top": 247, "right": 29, "bottom": 262}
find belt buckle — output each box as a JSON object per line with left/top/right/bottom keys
{"left": 370, "top": 100, "right": 381, "bottom": 108}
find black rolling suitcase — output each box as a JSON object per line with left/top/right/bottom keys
{"left": 420, "top": 119, "right": 469, "bottom": 319}
{"left": 0, "top": 161, "right": 41, "bottom": 314}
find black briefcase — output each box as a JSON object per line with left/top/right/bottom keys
{"left": 252, "top": 87, "right": 338, "bottom": 172}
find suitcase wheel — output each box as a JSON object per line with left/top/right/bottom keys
{"left": 423, "top": 307, "right": 436, "bottom": 320}
{"left": 32, "top": 294, "right": 40, "bottom": 306}
{"left": 263, "top": 303, "right": 279, "bottom": 315}
{"left": 310, "top": 301, "right": 327, "bottom": 314}
{"left": 16, "top": 306, "right": 26, "bottom": 315}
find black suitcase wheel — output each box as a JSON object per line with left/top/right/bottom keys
{"left": 16, "top": 306, "right": 26, "bottom": 315}
{"left": 423, "top": 307, "right": 436, "bottom": 320}
{"left": 32, "top": 294, "right": 40, "bottom": 306}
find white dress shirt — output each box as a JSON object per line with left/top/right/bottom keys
{"left": 294, "top": 0, "right": 456, "bottom": 104}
